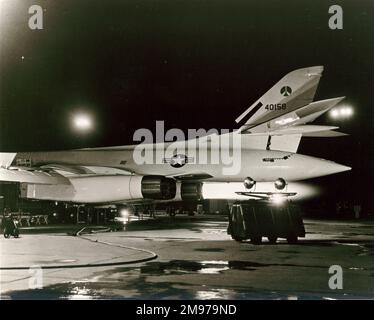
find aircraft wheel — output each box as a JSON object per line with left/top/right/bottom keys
{"left": 167, "top": 207, "right": 176, "bottom": 217}
{"left": 4, "top": 232, "right": 10, "bottom": 239}
{"left": 250, "top": 236, "right": 262, "bottom": 245}
{"left": 267, "top": 236, "right": 278, "bottom": 244}
{"left": 188, "top": 210, "right": 195, "bottom": 216}
{"left": 231, "top": 235, "right": 245, "bottom": 242}
{"left": 287, "top": 234, "right": 298, "bottom": 244}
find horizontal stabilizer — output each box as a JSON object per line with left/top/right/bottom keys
{"left": 245, "top": 125, "right": 340, "bottom": 136}
{"left": 242, "top": 96, "right": 345, "bottom": 134}
{"left": 291, "top": 96, "right": 345, "bottom": 126}
{"left": 295, "top": 96, "right": 345, "bottom": 119}
{"left": 302, "top": 130, "right": 348, "bottom": 137}
{"left": 272, "top": 125, "right": 340, "bottom": 136}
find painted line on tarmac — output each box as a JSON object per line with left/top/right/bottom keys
{"left": 0, "top": 232, "right": 158, "bottom": 270}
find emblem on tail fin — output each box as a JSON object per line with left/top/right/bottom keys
{"left": 280, "top": 86, "right": 292, "bottom": 96}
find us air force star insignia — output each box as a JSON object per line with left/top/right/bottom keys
{"left": 280, "top": 86, "right": 292, "bottom": 97}
{"left": 163, "top": 154, "right": 192, "bottom": 168}
{"left": 170, "top": 154, "right": 188, "bottom": 168}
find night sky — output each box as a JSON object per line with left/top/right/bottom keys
{"left": 0, "top": 0, "right": 373, "bottom": 210}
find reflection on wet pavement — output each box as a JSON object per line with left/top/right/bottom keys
{"left": 1, "top": 217, "right": 374, "bottom": 299}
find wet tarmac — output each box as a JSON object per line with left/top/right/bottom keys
{"left": 0, "top": 215, "right": 373, "bottom": 299}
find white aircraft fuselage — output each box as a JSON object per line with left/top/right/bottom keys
{"left": 0, "top": 66, "right": 351, "bottom": 204}
{"left": 14, "top": 145, "right": 349, "bottom": 183}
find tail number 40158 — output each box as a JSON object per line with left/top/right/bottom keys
{"left": 265, "top": 104, "right": 287, "bottom": 111}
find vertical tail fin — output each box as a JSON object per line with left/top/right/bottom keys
{"left": 0, "top": 153, "right": 17, "bottom": 169}
{"left": 236, "top": 66, "right": 324, "bottom": 129}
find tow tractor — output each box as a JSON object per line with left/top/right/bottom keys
{"left": 228, "top": 200, "right": 305, "bottom": 244}
{"left": 228, "top": 178, "right": 305, "bottom": 244}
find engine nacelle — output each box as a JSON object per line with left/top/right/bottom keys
{"left": 21, "top": 175, "right": 176, "bottom": 203}
{"left": 141, "top": 175, "right": 176, "bottom": 200}
{"left": 171, "top": 181, "right": 203, "bottom": 202}
{"left": 180, "top": 181, "right": 203, "bottom": 201}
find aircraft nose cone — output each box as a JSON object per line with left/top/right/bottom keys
{"left": 323, "top": 161, "right": 351, "bottom": 175}
{"left": 290, "top": 154, "right": 351, "bottom": 180}
{"left": 308, "top": 157, "right": 351, "bottom": 178}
